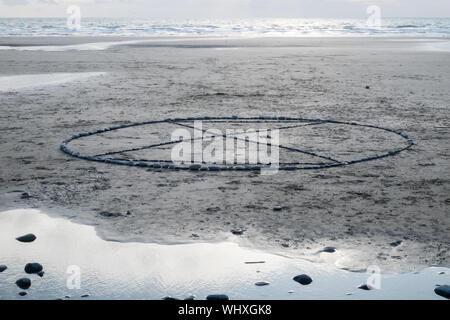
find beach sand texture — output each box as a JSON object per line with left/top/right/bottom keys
{"left": 0, "top": 37, "right": 449, "bottom": 272}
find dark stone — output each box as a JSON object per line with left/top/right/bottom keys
{"left": 189, "top": 164, "right": 202, "bottom": 170}
{"left": 162, "top": 296, "right": 179, "bottom": 300}
{"left": 365, "top": 85, "right": 370, "bottom": 89}
{"left": 184, "top": 295, "right": 195, "bottom": 300}
{"left": 16, "top": 234, "right": 36, "bottom": 243}
{"left": 16, "top": 278, "right": 31, "bottom": 290}
{"left": 207, "top": 294, "right": 229, "bottom": 301}
{"left": 37, "top": 271, "right": 45, "bottom": 278}
{"left": 21, "top": 192, "right": 31, "bottom": 199}
{"left": 0, "top": 265, "right": 7, "bottom": 272}
{"left": 358, "top": 284, "right": 372, "bottom": 291}
{"left": 81, "top": 294, "right": 90, "bottom": 298}
{"left": 255, "top": 281, "right": 270, "bottom": 286}
{"left": 320, "top": 246, "right": 336, "bottom": 253}
{"left": 24, "top": 263, "right": 43, "bottom": 274}
{"left": 434, "top": 285, "right": 450, "bottom": 299}
{"left": 19, "top": 292, "right": 27, "bottom": 297}
{"left": 293, "top": 274, "right": 312, "bottom": 285}
{"left": 390, "top": 240, "right": 402, "bottom": 247}
{"left": 273, "top": 206, "right": 282, "bottom": 211}
{"left": 231, "top": 229, "right": 245, "bottom": 235}
{"left": 99, "top": 211, "right": 121, "bottom": 218}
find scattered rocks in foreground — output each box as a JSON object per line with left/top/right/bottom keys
{"left": 24, "top": 263, "right": 43, "bottom": 274}
{"left": 16, "top": 233, "right": 36, "bottom": 243}
{"left": 273, "top": 206, "right": 282, "bottom": 211}
{"left": 37, "top": 271, "right": 45, "bottom": 278}
{"left": 206, "top": 294, "right": 229, "bottom": 300}
{"left": 293, "top": 274, "right": 312, "bottom": 285}
{"left": 0, "top": 265, "right": 7, "bottom": 273}
{"left": 81, "top": 294, "right": 91, "bottom": 298}
{"left": 434, "top": 285, "right": 450, "bottom": 299}
{"left": 16, "top": 278, "right": 31, "bottom": 290}
{"left": 162, "top": 296, "right": 179, "bottom": 300}
{"left": 19, "top": 292, "right": 27, "bottom": 297}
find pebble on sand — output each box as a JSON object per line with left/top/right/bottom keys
{"left": 37, "top": 271, "right": 45, "bottom": 278}
{"left": 0, "top": 265, "right": 7, "bottom": 273}
{"left": 19, "top": 292, "right": 27, "bottom": 297}
{"left": 255, "top": 281, "right": 270, "bottom": 286}
{"left": 293, "top": 274, "right": 313, "bottom": 285}
{"left": 273, "top": 206, "right": 282, "bottom": 211}
{"left": 358, "top": 284, "right": 372, "bottom": 291}
{"left": 99, "top": 211, "right": 122, "bottom": 218}
{"left": 319, "top": 246, "right": 336, "bottom": 253}
{"left": 206, "top": 294, "right": 229, "bottom": 301}
{"left": 162, "top": 296, "right": 179, "bottom": 300}
{"left": 390, "top": 240, "right": 402, "bottom": 247}
{"left": 231, "top": 229, "right": 245, "bottom": 235}
{"left": 16, "top": 233, "right": 36, "bottom": 243}
{"left": 81, "top": 294, "right": 90, "bottom": 298}
{"left": 24, "top": 263, "right": 43, "bottom": 274}
{"left": 16, "top": 278, "right": 31, "bottom": 290}
{"left": 20, "top": 192, "right": 31, "bottom": 199}
{"left": 434, "top": 285, "right": 450, "bottom": 299}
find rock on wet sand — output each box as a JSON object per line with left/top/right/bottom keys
{"left": 319, "top": 246, "right": 336, "bottom": 253}
{"left": 24, "top": 263, "right": 43, "bottom": 274}
{"left": 0, "top": 265, "right": 7, "bottom": 272}
{"left": 255, "top": 281, "right": 270, "bottom": 286}
{"left": 434, "top": 285, "right": 450, "bottom": 299}
{"left": 293, "top": 274, "right": 312, "bottom": 285}
{"left": 358, "top": 284, "right": 372, "bottom": 291}
{"left": 16, "top": 278, "right": 31, "bottom": 290}
{"left": 206, "top": 294, "right": 229, "bottom": 300}
{"left": 16, "top": 233, "right": 36, "bottom": 243}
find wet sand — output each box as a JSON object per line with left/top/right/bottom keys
{"left": 0, "top": 36, "right": 449, "bottom": 273}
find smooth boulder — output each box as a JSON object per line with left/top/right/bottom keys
{"left": 0, "top": 265, "right": 7, "bottom": 273}
{"left": 16, "top": 278, "right": 31, "bottom": 290}
{"left": 434, "top": 285, "right": 450, "bottom": 299}
{"left": 16, "top": 234, "right": 36, "bottom": 243}
{"left": 293, "top": 274, "right": 313, "bottom": 285}
{"left": 24, "top": 263, "right": 43, "bottom": 274}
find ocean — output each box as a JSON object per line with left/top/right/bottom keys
{"left": 0, "top": 17, "right": 449, "bottom": 37}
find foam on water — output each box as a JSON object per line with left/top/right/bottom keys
{"left": 0, "top": 18, "right": 449, "bottom": 37}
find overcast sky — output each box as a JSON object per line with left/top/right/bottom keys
{"left": 0, "top": 0, "right": 449, "bottom": 18}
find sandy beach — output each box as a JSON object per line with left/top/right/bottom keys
{"left": 0, "top": 36, "right": 449, "bottom": 275}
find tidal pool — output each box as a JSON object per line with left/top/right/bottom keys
{"left": 0, "top": 209, "right": 448, "bottom": 300}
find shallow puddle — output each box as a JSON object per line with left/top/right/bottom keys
{"left": 0, "top": 209, "right": 448, "bottom": 300}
